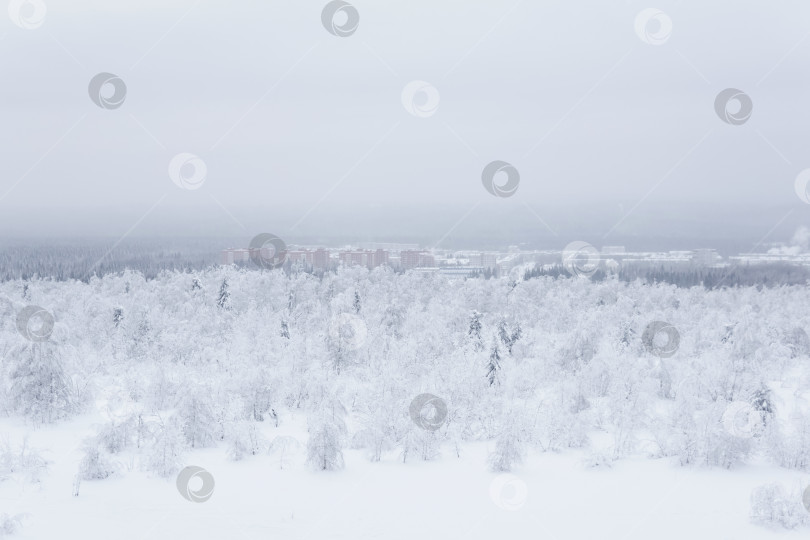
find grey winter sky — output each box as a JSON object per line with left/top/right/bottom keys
{"left": 1, "top": 0, "right": 809, "bottom": 248}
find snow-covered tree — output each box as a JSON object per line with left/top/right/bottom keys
{"left": 225, "top": 421, "right": 265, "bottom": 461}
{"left": 488, "top": 414, "right": 525, "bottom": 472}
{"left": 0, "top": 513, "right": 25, "bottom": 537}
{"left": 750, "top": 482, "right": 810, "bottom": 529}
{"left": 353, "top": 290, "right": 361, "bottom": 313}
{"left": 268, "top": 435, "right": 302, "bottom": 470}
{"left": 112, "top": 307, "right": 124, "bottom": 328}
{"left": 145, "top": 417, "right": 186, "bottom": 478}
{"left": 468, "top": 311, "right": 484, "bottom": 351}
{"left": 77, "top": 444, "right": 118, "bottom": 480}
{"left": 5, "top": 344, "right": 72, "bottom": 424}
{"left": 176, "top": 388, "right": 219, "bottom": 449}
{"left": 497, "top": 320, "right": 522, "bottom": 355}
{"left": 306, "top": 398, "right": 347, "bottom": 471}
{"left": 217, "top": 278, "right": 230, "bottom": 309}
{"left": 486, "top": 340, "right": 501, "bottom": 386}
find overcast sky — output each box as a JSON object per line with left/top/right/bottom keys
{"left": 1, "top": 0, "right": 809, "bottom": 247}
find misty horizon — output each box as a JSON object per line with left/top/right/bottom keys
{"left": 0, "top": 201, "right": 804, "bottom": 254}
{"left": 2, "top": 0, "right": 809, "bottom": 248}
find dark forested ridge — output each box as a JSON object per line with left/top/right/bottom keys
{"left": 0, "top": 239, "right": 224, "bottom": 282}
{"left": 523, "top": 263, "right": 810, "bottom": 289}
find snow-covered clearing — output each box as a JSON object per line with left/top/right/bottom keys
{"left": 2, "top": 412, "right": 809, "bottom": 540}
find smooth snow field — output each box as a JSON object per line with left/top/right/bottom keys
{"left": 1, "top": 413, "right": 809, "bottom": 540}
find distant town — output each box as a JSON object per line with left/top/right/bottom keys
{"left": 220, "top": 242, "right": 810, "bottom": 278}
{"left": 3, "top": 238, "right": 806, "bottom": 284}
